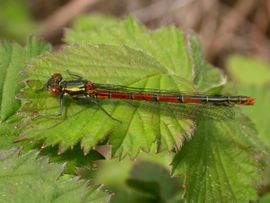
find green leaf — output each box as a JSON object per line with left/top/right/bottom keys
{"left": 65, "top": 16, "right": 225, "bottom": 88}
{"left": 40, "top": 144, "right": 105, "bottom": 175}
{"left": 0, "top": 148, "right": 109, "bottom": 203}
{"left": 227, "top": 55, "right": 270, "bottom": 85}
{"left": 19, "top": 17, "right": 229, "bottom": 159}
{"left": 0, "top": 0, "right": 37, "bottom": 42}
{"left": 188, "top": 33, "right": 226, "bottom": 91}
{"left": 172, "top": 111, "right": 264, "bottom": 202}
{"left": 0, "top": 38, "right": 50, "bottom": 150}
{"left": 19, "top": 44, "right": 197, "bottom": 158}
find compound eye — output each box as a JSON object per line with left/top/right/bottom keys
{"left": 49, "top": 87, "right": 61, "bottom": 96}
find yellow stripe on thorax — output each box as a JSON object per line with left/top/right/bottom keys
{"left": 64, "top": 87, "right": 85, "bottom": 92}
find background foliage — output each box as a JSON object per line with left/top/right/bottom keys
{"left": 0, "top": 1, "right": 269, "bottom": 202}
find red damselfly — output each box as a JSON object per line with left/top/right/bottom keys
{"left": 37, "top": 72, "right": 255, "bottom": 121}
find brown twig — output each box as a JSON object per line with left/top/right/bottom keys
{"left": 207, "top": 0, "right": 259, "bottom": 60}
{"left": 131, "top": 0, "right": 194, "bottom": 23}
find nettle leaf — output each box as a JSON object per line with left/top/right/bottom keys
{"left": 38, "top": 144, "right": 105, "bottom": 175}
{"left": 19, "top": 44, "right": 197, "bottom": 158}
{"left": 0, "top": 148, "right": 109, "bottom": 203}
{"left": 65, "top": 16, "right": 224, "bottom": 89}
{"left": 48, "top": 16, "right": 263, "bottom": 201}
{"left": 0, "top": 38, "right": 50, "bottom": 150}
{"left": 18, "top": 17, "right": 229, "bottom": 158}
{"left": 188, "top": 34, "right": 226, "bottom": 91}
{"left": 172, "top": 111, "right": 264, "bottom": 202}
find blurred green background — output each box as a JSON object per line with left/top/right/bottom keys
{"left": 1, "top": 0, "right": 270, "bottom": 202}
{"left": 1, "top": 0, "right": 269, "bottom": 67}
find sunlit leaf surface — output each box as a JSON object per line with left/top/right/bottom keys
{"left": 172, "top": 111, "right": 264, "bottom": 202}
{"left": 65, "top": 17, "right": 224, "bottom": 88}
{"left": 19, "top": 44, "right": 197, "bottom": 158}
{"left": 19, "top": 18, "right": 227, "bottom": 158}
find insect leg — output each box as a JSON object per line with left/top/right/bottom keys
{"left": 89, "top": 98, "right": 122, "bottom": 123}
{"left": 32, "top": 94, "right": 64, "bottom": 120}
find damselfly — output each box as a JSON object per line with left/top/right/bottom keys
{"left": 37, "top": 72, "right": 255, "bottom": 121}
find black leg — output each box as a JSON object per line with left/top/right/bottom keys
{"left": 32, "top": 94, "right": 64, "bottom": 120}
{"left": 88, "top": 98, "right": 122, "bottom": 123}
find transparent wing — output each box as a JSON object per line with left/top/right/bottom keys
{"left": 94, "top": 83, "right": 220, "bottom": 96}
{"left": 75, "top": 97, "right": 235, "bottom": 121}
{"left": 121, "top": 100, "right": 235, "bottom": 121}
